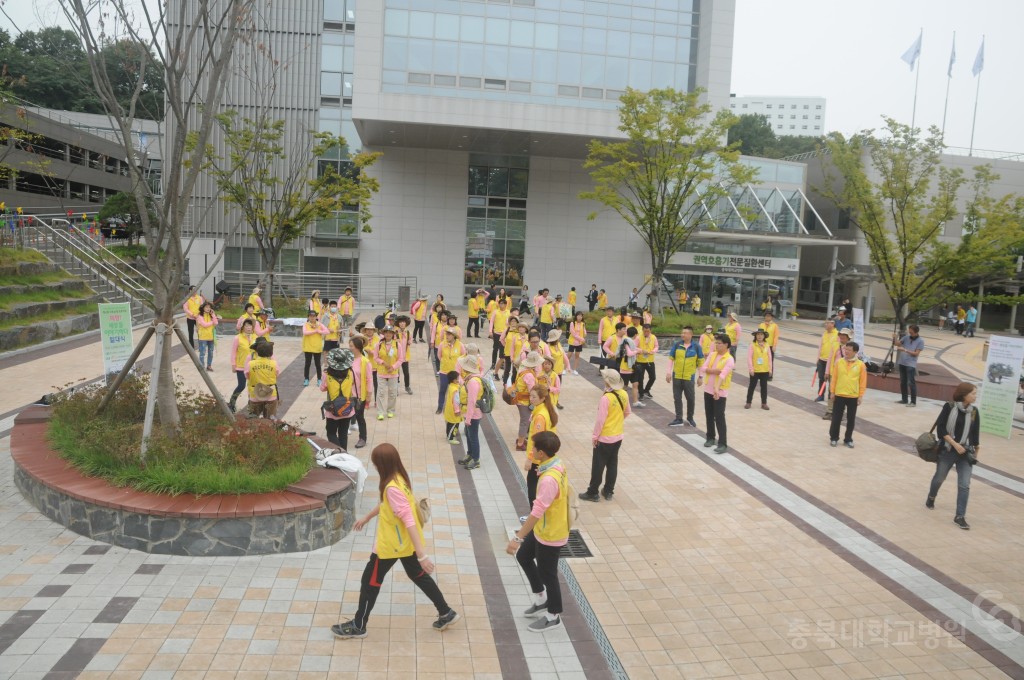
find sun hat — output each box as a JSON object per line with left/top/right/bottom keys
{"left": 456, "top": 355, "right": 480, "bottom": 374}
{"left": 752, "top": 328, "right": 767, "bottom": 337}
{"left": 418, "top": 295, "right": 429, "bottom": 301}
{"left": 837, "top": 327, "right": 853, "bottom": 337}
{"left": 306, "top": 309, "right": 318, "bottom": 317}
{"left": 256, "top": 308, "right": 269, "bottom": 316}
{"left": 729, "top": 312, "right": 738, "bottom": 321}
{"left": 520, "top": 351, "right": 545, "bottom": 369}
{"left": 600, "top": 368, "right": 625, "bottom": 391}
{"left": 465, "top": 343, "right": 481, "bottom": 355}
{"left": 444, "top": 326, "right": 458, "bottom": 335}
{"left": 326, "top": 348, "right": 354, "bottom": 371}
{"left": 546, "top": 329, "right": 562, "bottom": 343}
{"left": 382, "top": 325, "right": 395, "bottom": 334}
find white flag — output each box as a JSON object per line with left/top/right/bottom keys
{"left": 972, "top": 38, "right": 984, "bottom": 77}
{"left": 901, "top": 30, "right": 922, "bottom": 71}
{"left": 947, "top": 36, "right": 956, "bottom": 78}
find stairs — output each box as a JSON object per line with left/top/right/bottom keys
{"left": 22, "top": 218, "right": 153, "bottom": 325}
{"left": 0, "top": 258, "right": 103, "bottom": 351}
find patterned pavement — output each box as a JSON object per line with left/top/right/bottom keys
{"left": 1, "top": 316, "right": 1023, "bottom": 679}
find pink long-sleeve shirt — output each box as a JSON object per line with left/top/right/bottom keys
{"left": 463, "top": 374, "right": 482, "bottom": 423}
{"left": 593, "top": 390, "right": 631, "bottom": 444}
{"left": 374, "top": 487, "right": 416, "bottom": 555}
{"left": 700, "top": 351, "right": 735, "bottom": 398}
{"left": 531, "top": 466, "right": 569, "bottom": 547}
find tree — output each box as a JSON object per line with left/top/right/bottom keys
{"left": 209, "top": 112, "right": 380, "bottom": 306}
{"left": 821, "top": 119, "right": 973, "bottom": 329}
{"left": 727, "top": 113, "right": 776, "bottom": 156}
{"left": 97, "top": 191, "right": 156, "bottom": 245}
{"left": 579, "top": 88, "right": 756, "bottom": 310}
{"left": 59, "top": 0, "right": 256, "bottom": 438}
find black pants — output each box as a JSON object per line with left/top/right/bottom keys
{"left": 468, "top": 316, "right": 480, "bottom": 337}
{"left": 829, "top": 396, "right": 859, "bottom": 443}
{"left": 816, "top": 359, "right": 830, "bottom": 399}
{"left": 539, "top": 322, "right": 552, "bottom": 339}
{"left": 353, "top": 400, "right": 367, "bottom": 440}
{"left": 585, "top": 440, "right": 621, "bottom": 496}
{"left": 232, "top": 370, "right": 246, "bottom": 398}
{"left": 445, "top": 422, "right": 459, "bottom": 440}
{"left": 746, "top": 372, "right": 769, "bottom": 405}
{"left": 637, "top": 362, "right": 656, "bottom": 396}
{"left": 491, "top": 336, "right": 504, "bottom": 369}
{"left": 899, "top": 365, "right": 917, "bottom": 404}
{"left": 186, "top": 318, "right": 197, "bottom": 348}
{"left": 588, "top": 300, "right": 596, "bottom": 312}
{"left": 354, "top": 553, "right": 450, "bottom": 629}
{"left": 304, "top": 352, "right": 322, "bottom": 381}
{"left": 704, "top": 393, "right": 727, "bottom": 446}
{"left": 326, "top": 417, "right": 351, "bottom": 450}
{"left": 414, "top": 320, "right": 425, "bottom": 341}
{"left": 516, "top": 531, "right": 563, "bottom": 615}
{"left": 526, "top": 463, "right": 539, "bottom": 505}
{"left": 324, "top": 340, "right": 339, "bottom": 352}
{"left": 503, "top": 360, "right": 514, "bottom": 385}
{"left": 672, "top": 378, "right": 696, "bottom": 420}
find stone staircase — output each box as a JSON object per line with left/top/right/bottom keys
{"left": 0, "top": 259, "right": 105, "bottom": 351}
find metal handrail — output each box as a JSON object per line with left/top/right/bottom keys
{"left": 45, "top": 217, "right": 153, "bottom": 285}
{"left": 220, "top": 271, "right": 418, "bottom": 306}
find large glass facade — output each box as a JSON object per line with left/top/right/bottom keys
{"left": 382, "top": 0, "right": 699, "bottom": 108}
{"left": 465, "top": 154, "right": 528, "bottom": 289}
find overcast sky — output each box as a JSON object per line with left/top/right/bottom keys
{"left": 3, "top": 0, "right": 1021, "bottom": 155}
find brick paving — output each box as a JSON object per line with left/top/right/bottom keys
{"left": 0, "top": 317, "right": 1022, "bottom": 679}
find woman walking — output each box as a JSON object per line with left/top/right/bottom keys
{"left": 926, "top": 382, "right": 981, "bottom": 530}
{"left": 228, "top": 318, "right": 257, "bottom": 412}
{"left": 302, "top": 310, "right": 329, "bottom": 386}
{"left": 579, "top": 369, "right": 630, "bottom": 502}
{"left": 332, "top": 444, "right": 460, "bottom": 638}
{"left": 745, "top": 328, "right": 772, "bottom": 410}
{"left": 567, "top": 311, "right": 586, "bottom": 375}
{"left": 510, "top": 351, "right": 545, "bottom": 451}
{"left": 320, "top": 349, "right": 355, "bottom": 451}
{"left": 348, "top": 336, "right": 373, "bottom": 449}
{"left": 456, "top": 355, "right": 484, "bottom": 470}
{"left": 524, "top": 384, "right": 558, "bottom": 507}
{"left": 195, "top": 301, "right": 218, "bottom": 370}
{"left": 700, "top": 333, "right": 735, "bottom": 454}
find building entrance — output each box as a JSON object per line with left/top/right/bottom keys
{"left": 668, "top": 273, "right": 795, "bottom": 318}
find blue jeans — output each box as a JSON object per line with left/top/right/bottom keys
{"left": 966, "top": 321, "right": 976, "bottom": 337}
{"left": 928, "top": 445, "right": 973, "bottom": 517}
{"left": 898, "top": 365, "right": 917, "bottom": 403}
{"left": 464, "top": 418, "right": 481, "bottom": 461}
{"left": 436, "top": 372, "right": 449, "bottom": 412}
{"left": 198, "top": 340, "right": 214, "bottom": 367}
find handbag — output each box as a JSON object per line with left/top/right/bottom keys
{"left": 915, "top": 408, "right": 944, "bottom": 462}
{"left": 501, "top": 385, "right": 515, "bottom": 405}
{"left": 415, "top": 497, "right": 431, "bottom": 525}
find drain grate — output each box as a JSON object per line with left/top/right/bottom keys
{"left": 559, "top": 529, "right": 593, "bottom": 559}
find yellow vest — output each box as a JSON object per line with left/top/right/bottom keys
{"left": 309, "top": 298, "right": 323, "bottom": 315}
{"left": 376, "top": 478, "right": 420, "bottom": 559}
{"left": 302, "top": 323, "right": 325, "bottom": 353}
{"left": 535, "top": 462, "right": 570, "bottom": 543}
{"left": 636, "top": 333, "right": 657, "bottom": 363}
{"left": 605, "top": 335, "right": 622, "bottom": 355}
{"left": 750, "top": 342, "right": 771, "bottom": 373}
{"left": 540, "top": 303, "right": 554, "bottom": 324}
{"left": 725, "top": 322, "right": 740, "bottom": 345}
{"left": 819, "top": 329, "right": 838, "bottom": 361}
{"left": 339, "top": 295, "right": 355, "bottom": 315}
{"left": 469, "top": 296, "right": 484, "bottom": 318}
{"left": 413, "top": 302, "right": 426, "bottom": 321}
{"left": 549, "top": 343, "right": 566, "bottom": 373}
{"left": 527, "top": 404, "right": 555, "bottom": 463}
{"left": 486, "top": 299, "right": 497, "bottom": 314}
{"left": 443, "top": 383, "right": 463, "bottom": 424}
{"left": 235, "top": 332, "right": 256, "bottom": 369}
{"left": 326, "top": 373, "right": 353, "bottom": 403}
{"left": 439, "top": 341, "right": 463, "bottom": 373}
{"left": 833, "top": 358, "right": 865, "bottom": 398}
{"left": 759, "top": 321, "right": 779, "bottom": 347}
{"left": 568, "top": 291, "right": 577, "bottom": 305}
{"left": 599, "top": 390, "right": 627, "bottom": 438}
{"left": 186, "top": 295, "right": 202, "bottom": 316}
{"left": 597, "top": 293, "right": 608, "bottom": 308}
{"left": 707, "top": 351, "right": 733, "bottom": 390}
{"left": 599, "top": 316, "right": 615, "bottom": 341}
{"left": 569, "top": 321, "right": 586, "bottom": 346}
{"left": 491, "top": 309, "right": 511, "bottom": 334}
{"left": 376, "top": 339, "right": 401, "bottom": 373}
{"left": 699, "top": 332, "right": 714, "bottom": 357}
{"left": 247, "top": 357, "right": 278, "bottom": 398}
{"left": 197, "top": 314, "right": 216, "bottom": 341}
{"left": 505, "top": 331, "right": 523, "bottom": 358}
{"left": 353, "top": 355, "right": 372, "bottom": 398}
{"left": 323, "top": 313, "right": 341, "bottom": 341}
{"left": 246, "top": 293, "right": 261, "bottom": 309}
{"left": 671, "top": 342, "right": 699, "bottom": 380}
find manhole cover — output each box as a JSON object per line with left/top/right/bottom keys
{"left": 559, "top": 529, "right": 592, "bottom": 559}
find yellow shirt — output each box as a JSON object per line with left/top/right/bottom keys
{"left": 818, "top": 329, "right": 838, "bottom": 361}
{"left": 491, "top": 309, "right": 511, "bottom": 334}
{"left": 568, "top": 291, "right": 577, "bottom": 306}
{"left": 598, "top": 390, "right": 627, "bottom": 438}
{"left": 526, "top": 404, "right": 555, "bottom": 463}
{"left": 831, "top": 358, "right": 867, "bottom": 398}
{"left": 636, "top": 332, "right": 658, "bottom": 363}
{"left": 758, "top": 321, "right": 779, "bottom": 348}
{"left": 597, "top": 293, "right": 608, "bottom": 308}
{"left": 598, "top": 316, "right": 615, "bottom": 343}
{"left": 439, "top": 340, "right": 464, "bottom": 373}
{"left": 302, "top": 323, "right": 326, "bottom": 353}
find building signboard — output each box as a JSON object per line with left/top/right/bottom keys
{"left": 668, "top": 252, "right": 800, "bottom": 277}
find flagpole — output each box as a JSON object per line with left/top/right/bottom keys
{"left": 941, "top": 31, "right": 955, "bottom": 139}
{"left": 968, "top": 70, "right": 982, "bottom": 156}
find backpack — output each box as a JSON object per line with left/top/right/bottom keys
{"left": 322, "top": 383, "right": 355, "bottom": 418}
{"left": 617, "top": 338, "right": 637, "bottom": 369}
{"left": 473, "top": 375, "right": 495, "bottom": 414}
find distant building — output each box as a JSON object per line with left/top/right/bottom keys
{"left": 730, "top": 95, "right": 826, "bottom": 137}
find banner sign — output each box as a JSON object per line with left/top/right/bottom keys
{"left": 979, "top": 335, "right": 1024, "bottom": 439}
{"left": 98, "top": 302, "right": 133, "bottom": 385}
{"left": 852, "top": 308, "right": 865, "bottom": 349}
{"left": 668, "top": 252, "right": 800, "bottom": 277}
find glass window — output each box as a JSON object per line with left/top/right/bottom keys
{"left": 508, "top": 48, "right": 533, "bottom": 80}
{"left": 533, "top": 50, "right": 557, "bottom": 82}
{"left": 581, "top": 54, "right": 605, "bottom": 87}
{"left": 509, "top": 80, "right": 531, "bottom": 92}
{"left": 486, "top": 18, "right": 510, "bottom": 44}
{"left": 583, "top": 27, "right": 606, "bottom": 53}
{"left": 506, "top": 221, "right": 526, "bottom": 241}
{"left": 321, "top": 72, "right": 341, "bottom": 97}
{"left": 582, "top": 87, "right": 603, "bottom": 99}
{"left": 383, "top": 37, "right": 406, "bottom": 69}
{"left": 653, "top": 35, "right": 675, "bottom": 61}
{"left": 384, "top": 9, "right": 408, "bottom": 36}
{"left": 436, "top": 13, "right": 459, "bottom": 40}
{"left": 459, "top": 43, "right": 483, "bottom": 76}
{"left": 605, "top": 56, "right": 628, "bottom": 89}
{"left": 510, "top": 20, "right": 533, "bottom": 47}
{"left": 557, "top": 51, "right": 581, "bottom": 83}
{"left": 535, "top": 23, "right": 558, "bottom": 49}
{"left": 460, "top": 76, "right": 481, "bottom": 88}
{"left": 766, "top": 104, "right": 772, "bottom": 109}
{"left": 409, "top": 11, "right": 434, "bottom": 38}
{"left": 652, "top": 61, "right": 675, "bottom": 88}
{"left": 322, "top": 44, "right": 343, "bottom": 68}
{"left": 434, "top": 41, "right": 458, "bottom": 72}
{"left": 816, "top": 105, "right": 822, "bottom": 109}
{"left": 434, "top": 74, "right": 456, "bottom": 86}
{"left": 606, "top": 29, "right": 629, "bottom": 57}
{"left": 408, "top": 39, "right": 433, "bottom": 71}
{"left": 461, "top": 15, "right": 484, "bottom": 42}
{"left": 558, "top": 25, "right": 582, "bottom": 51}
{"left": 407, "top": 72, "right": 430, "bottom": 84}
{"left": 630, "top": 33, "right": 653, "bottom": 60}
{"left": 509, "top": 169, "right": 529, "bottom": 198}
{"left": 488, "top": 167, "right": 509, "bottom": 196}
{"left": 628, "top": 60, "right": 652, "bottom": 91}
{"left": 469, "top": 166, "right": 488, "bottom": 195}
{"left": 558, "top": 84, "right": 579, "bottom": 97}
{"left": 484, "top": 46, "right": 509, "bottom": 78}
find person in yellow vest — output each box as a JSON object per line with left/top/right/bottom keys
{"left": 745, "top": 328, "right": 773, "bottom": 410}
{"left": 254, "top": 308, "right": 272, "bottom": 337}
{"left": 333, "top": 444, "right": 459, "bottom": 639}
{"left": 442, "top": 370, "right": 464, "bottom": 444}
{"left": 567, "top": 287, "right": 577, "bottom": 316}
{"left": 579, "top": 369, "right": 630, "bottom": 502}
{"left": 489, "top": 297, "right": 512, "bottom": 372}
{"left": 467, "top": 288, "right": 488, "bottom": 338}
{"left": 348, "top": 335, "right": 373, "bottom": 449}
{"left": 456, "top": 355, "right": 485, "bottom": 469}
{"left": 822, "top": 328, "right": 851, "bottom": 420}
{"left": 815, "top": 319, "right": 838, "bottom": 403}
{"left": 236, "top": 302, "right": 257, "bottom": 331}
{"left": 411, "top": 295, "right": 429, "bottom": 343}
{"left": 509, "top": 351, "right": 545, "bottom": 452}
{"left": 829, "top": 340, "right": 867, "bottom": 448}
{"left": 724, "top": 312, "right": 742, "bottom": 359}
{"left": 247, "top": 286, "right": 264, "bottom": 311}
{"left": 308, "top": 289, "right": 324, "bottom": 316}
{"left": 322, "top": 300, "right": 342, "bottom": 352}
{"left": 337, "top": 287, "right": 356, "bottom": 338}
{"left": 395, "top": 315, "right": 414, "bottom": 395}
{"left": 541, "top": 357, "right": 561, "bottom": 413}
{"left": 524, "top": 384, "right": 558, "bottom": 506}
{"left": 636, "top": 323, "right": 658, "bottom": 400}
{"left": 194, "top": 301, "right": 219, "bottom": 371}
{"left": 444, "top": 313, "right": 463, "bottom": 340}
{"left": 244, "top": 340, "right": 279, "bottom": 420}
{"left": 691, "top": 293, "right": 702, "bottom": 314}
{"left": 228, "top": 318, "right": 258, "bottom": 412}
{"left": 302, "top": 309, "right": 329, "bottom": 387}
{"left": 677, "top": 288, "right": 689, "bottom": 308}
{"left": 429, "top": 308, "right": 448, "bottom": 373}
{"left": 507, "top": 430, "right": 569, "bottom": 633}
{"left": 538, "top": 295, "right": 556, "bottom": 339}
{"left": 596, "top": 289, "right": 608, "bottom": 309}
{"left": 546, "top": 330, "right": 567, "bottom": 399}
{"left": 182, "top": 286, "right": 205, "bottom": 348}
{"left": 700, "top": 333, "right": 735, "bottom": 454}
{"left": 758, "top": 311, "right": 780, "bottom": 367}
{"left": 665, "top": 326, "right": 704, "bottom": 427}
{"left": 375, "top": 326, "right": 404, "bottom": 420}
{"left": 567, "top": 311, "right": 587, "bottom": 375}
{"left": 699, "top": 323, "right": 715, "bottom": 357}
{"left": 597, "top": 306, "right": 616, "bottom": 356}
{"left": 320, "top": 348, "right": 355, "bottom": 450}
{"left": 435, "top": 327, "right": 465, "bottom": 415}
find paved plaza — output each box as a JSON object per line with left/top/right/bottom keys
{"left": 1, "top": 316, "right": 1023, "bottom": 679}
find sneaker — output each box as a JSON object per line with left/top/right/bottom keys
{"left": 909, "top": 402, "right": 916, "bottom": 407}
{"left": 331, "top": 620, "right": 367, "bottom": 639}
{"left": 572, "top": 370, "right": 579, "bottom": 376}
{"left": 405, "top": 388, "right": 413, "bottom": 395}
{"left": 432, "top": 609, "right": 460, "bottom": 631}
{"left": 601, "top": 492, "right": 613, "bottom": 501}
{"left": 377, "top": 413, "right": 385, "bottom": 421}
{"left": 761, "top": 404, "right": 770, "bottom": 411}
{"left": 349, "top": 424, "right": 358, "bottom": 433}
{"left": 895, "top": 399, "right": 908, "bottom": 404}
{"left": 523, "top": 601, "right": 548, "bottom": 618}
{"left": 387, "top": 411, "right": 395, "bottom": 419}
{"left": 556, "top": 403, "right": 564, "bottom": 410}
{"left": 830, "top": 440, "right": 838, "bottom": 447}
{"left": 744, "top": 403, "right": 751, "bottom": 409}
{"left": 578, "top": 492, "right": 600, "bottom": 502}
{"left": 435, "top": 408, "right": 442, "bottom": 415}
{"left": 814, "top": 396, "right": 824, "bottom": 403}
{"left": 464, "top": 459, "right": 480, "bottom": 470}
{"left": 713, "top": 444, "right": 727, "bottom": 454}
{"left": 448, "top": 437, "right": 461, "bottom": 445}
{"left": 844, "top": 441, "right": 855, "bottom": 449}
{"left": 303, "top": 379, "right": 310, "bottom": 387}
{"left": 527, "top": 616, "right": 562, "bottom": 634}
{"left": 457, "top": 455, "right": 472, "bottom": 466}
{"left": 633, "top": 401, "right": 643, "bottom": 408}
{"left": 355, "top": 439, "right": 366, "bottom": 449}
{"left": 687, "top": 418, "right": 697, "bottom": 427}
{"left": 822, "top": 412, "right": 832, "bottom": 420}
{"left": 954, "top": 516, "right": 970, "bottom": 530}
{"left": 925, "top": 497, "right": 935, "bottom": 509}
{"left": 206, "top": 366, "right": 214, "bottom": 372}
{"left": 668, "top": 418, "right": 685, "bottom": 427}
{"left": 703, "top": 438, "right": 716, "bottom": 448}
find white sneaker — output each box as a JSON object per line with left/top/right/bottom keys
{"left": 572, "top": 370, "right": 579, "bottom": 375}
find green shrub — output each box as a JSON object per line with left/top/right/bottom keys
{"left": 48, "top": 374, "right": 313, "bottom": 496}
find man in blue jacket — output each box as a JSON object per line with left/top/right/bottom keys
{"left": 665, "top": 326, "right": 704, "bottom": 427}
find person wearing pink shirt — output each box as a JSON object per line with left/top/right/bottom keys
{"left": 374, "top": 326, "right": 405, "bottom": 419}
{"left": 700, "top": 334, "right": 735, "bottom": 454}
{"left": 348, "top": 335, "right": 374, "bottom": 449}
{"left": 456, "top": 355, "right": 485, "bottom": 469}
{"left": 745, "top": 328, "right": 773, "bottom": 411}
{"left": 567, "top": 311, "right": 586, "bottom": 375}
{"left": 579, "top": 369, "right": 631, "bottom": 502}
{"left": 337, "top": 286, "right": 356, "bottom": 338}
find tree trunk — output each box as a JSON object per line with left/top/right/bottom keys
{"left": 155, "top": 310, "right": 180, "bottom": 432}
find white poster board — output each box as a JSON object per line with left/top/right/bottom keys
{"left": 852, "top": 308, "right": 865, "bottom": 349}
{"left": 979, "top": 335, "right": 1024, "bottom": 439}
{"left": 98, "top": 302, "right": 133, "bottom": 385}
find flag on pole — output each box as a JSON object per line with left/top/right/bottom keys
{"left": 972, "top": 38, "right": 985, "bottom": 77}
{"left": 901, "top": 30, "right": 923, "bottom": 71}
{"left": 947, "top": 35, "right": 956, "bottom": 77}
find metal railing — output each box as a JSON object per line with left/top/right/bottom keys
{"left": 220, "top": 271, "right": 418, "bottom": 307}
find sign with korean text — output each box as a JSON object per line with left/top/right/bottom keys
{"left": 99, "top": 302, "right": 133, "bottom": 385}
{"left": 669, "top": 252, "right": 800, "bottom": 276}
{"left": 979, "top": 335, "right": 1024, "bottom": 439}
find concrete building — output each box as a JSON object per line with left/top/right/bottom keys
{"left": 730, "top": 95, "right": 826, "bottom": 137}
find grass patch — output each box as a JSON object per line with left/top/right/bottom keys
{"left": 48, "top": 374, "right": 313, "bottom": 496}
{"left": 107, "top": 244, "right": 150, "bottom": 260}
{"left": 0, "top": 247, "right": 48, "bottom": 265}
{"left": 0, "top": 303, "right": 97, "bottom": 330}
{"left": 0, "top": 286, "right": 94, "bottom": 310}
{"left": 579, "top": 308, "right": 721, "bottom": 336}
{"left": 216, "top": 299, "right": 317, "bottom": 318}
{"left": 0, "top": 270, "right": 73, "bottom": 287}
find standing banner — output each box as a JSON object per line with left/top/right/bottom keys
{"left": 852, "top": 308, "right": 865, "bottom": 349}
{"left": 99, "top": 302, "right": 133, "bottom": 385}
{"left": 979, "top": 335, "right": 1024, "bottom": 439}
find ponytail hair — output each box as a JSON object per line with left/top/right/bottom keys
{"left": 530, "top": 384, "right": 558, "bottom": 428}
